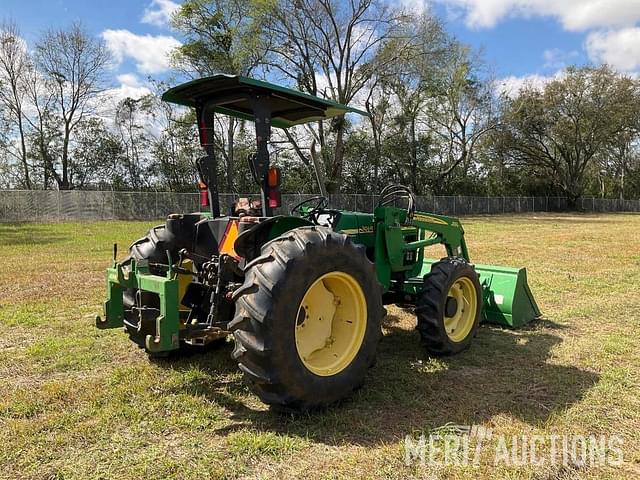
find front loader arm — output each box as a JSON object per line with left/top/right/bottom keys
{"left": 373, "top": 207, "right": 470, "bottom": 290}
{"left": 373, "top": 205, "right": 540, "bottom": 328}
{"left": 405, "top": 212, "right": 470, "bottom": 261}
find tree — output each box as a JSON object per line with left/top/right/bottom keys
{"left": 114, "top": 96, "right": 155, "bottom": 190}
{"left": 171, "top": 0, "right": 268, "bottom": 77}
{"left": 266, "top": 0, "right": 410, "bottom": 192}
{"left": 361, "top": 17, "right": 494, "bottom": 195}
{"left": 34, "top": 22, "right": 111, "bottom": 189}
{"left": 172, "top": 0, "right": 270, "bottom": 193}
{"left": 150, "top": 108, "right": 201, "bottom": 192}
{"left": 363, "top": 14, "right": 447, "bottom": 194}
{"left": 71, "top": 117, "right": 126, "bottom": 188}
{"left": 600, "top": 116, "right": 640, "bottom": 200}
{"left": 23, "top": 63, "right": 59, "bottom": 189}
{"left": 0, "top": 21, "right": 32, "bottom": 188}
{"left": 423, "top": 42, "right": 496, "bottom": 193}
{"left": 494, "top": 66, "right": 639, "bottom": 207}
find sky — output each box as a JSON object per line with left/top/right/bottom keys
{"left": 2, "top": 0, "right": 640, "bottom": 100}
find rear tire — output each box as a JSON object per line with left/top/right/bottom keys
{"left": 229, "top": 226, "right": 384, "bottom": 409}
{"left": 416, "top": 257, "right": 482, "bottom": 356}
{"left": 122, "top": 225, "right": 173, "bottom": 349}
{"left": 123, "top": 223, "right": 225, "bottom": 355}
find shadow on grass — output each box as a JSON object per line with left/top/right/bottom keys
{"left": 0, "top": 223, "right": 65, "bottom": 246}
{"left": 155, "top": 314, "right": 598, "bottom": 447}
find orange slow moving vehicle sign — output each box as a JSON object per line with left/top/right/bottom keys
{"left": 218, "top": 220, "right": 240, "bottom": 258}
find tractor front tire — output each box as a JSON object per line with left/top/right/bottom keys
{"left": 230, "top": 226, "right": 384, "bottom": 409}
{"left": 416, "top": 257, "right": 482, "bottom": 356}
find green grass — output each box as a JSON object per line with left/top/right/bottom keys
{"left": 1, "top": 214, "right": 639, "bottom": 479}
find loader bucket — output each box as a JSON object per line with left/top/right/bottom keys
{"left": 420, "top": 260, "right": 541, "bottom": 328}
{"left": 474, "top": 264, "right": 541, "bottom": 328}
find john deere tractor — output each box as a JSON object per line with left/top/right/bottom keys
{"left": 97, "top": 74, "right": 540, "bottom": 409}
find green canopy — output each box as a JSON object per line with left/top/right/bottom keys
{"left": 161, "top": 74, "right": 368, "bottom": 129}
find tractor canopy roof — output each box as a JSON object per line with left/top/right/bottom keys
{"left": 161, "top": 73, "right": 368, "bottom": 129}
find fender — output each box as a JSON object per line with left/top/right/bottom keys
{"left": 234, "top": 215, "right": 313, "bottom": 260}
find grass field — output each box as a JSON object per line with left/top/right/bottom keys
{"left": 1, "top": 214, "right": 639, "bottom": 479}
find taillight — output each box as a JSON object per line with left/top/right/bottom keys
{"left": 268, "top": 189, "right": 280, "bottom": 208}
{"left": 268, "top": 167, "right": 280, "bottom": 187}
{"left": 267, "top": 167, "right": 281, "bottom": 208}
{"left": 198, "top": 180, "right": 209, "bottom": 207}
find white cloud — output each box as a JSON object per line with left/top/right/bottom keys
{"left": 496, "top": 72, "right": 563, "bottom": 97}
{"left": 102, "top": 29, "right": 181, "bottom": 74}
{"left": 586, "top": 28, "right": 640, "bottom": 72}
{"left": 398, "top": 0, "right": 429, "bottom": 15}
{"left": 87, "top": 74, "right": 152, "bottom": 122}
{"left": 542, "top": 48, "right": 578, "bottom": 70}
{"left": 96, "top": 73, "right": 152, "bottom": 113}
{"left": 96, "top": 74, "right": 170, "bottom": 139}
{"left": 436, "top": 0, "right": 640, "bottom": 31}
{"left": 142, "top": 0, "right": 180, "bottom": 27}
{"left": 112, "top": 73, "right": 152, "bottom": 100}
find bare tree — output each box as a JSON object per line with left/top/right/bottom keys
{"left": 362, "top": 16, "right": 492, "bottom": 194}
{"left": 34, "top": 22, "right": 111, "bottom": 189}
{"left": 172, "top": 0, "right": 270, "bottom": 193}
{"left": 23, "top": 61, "right": 58, "bottom": 189}
{"left": 423, "top": 43, "right": 497, "bottom": 191}
{"left": 267, "top": 0, "right": 410, "bottom": 192}
{"left": 115, "top": 97, "right": 152, "bottom": 190}
{"left": 0, "top": 21, "right": 32, "bottom": 188}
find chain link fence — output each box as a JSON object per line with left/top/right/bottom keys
{"left": 0, "top": 190, "right": 639, "bottom": 222}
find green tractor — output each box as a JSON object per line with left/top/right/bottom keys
{"left": 97, "top": 74, "right": 540, "bottom": 409}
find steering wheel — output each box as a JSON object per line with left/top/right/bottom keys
{"left": 378, "top": 184, "right": 416, "bottom": 221}
{"left": 290, "top": 195, "right": 329, "bottom": 219}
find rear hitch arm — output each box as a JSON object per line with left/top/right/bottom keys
{"left": 96, "top": 258, "right": 182, "bottom": 354}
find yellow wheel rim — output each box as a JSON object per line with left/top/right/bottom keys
{"left": 295, "top": 272, "right": 367, "bottom": 376}
{"left": 444, "top": 277, "right": 478, "bottom": 342}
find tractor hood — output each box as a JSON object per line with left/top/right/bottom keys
{"left": 161, "top": 74, "right": 368, "bottom": 128}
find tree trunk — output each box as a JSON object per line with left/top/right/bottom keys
{"left": 17, "top": 119, "right": 31, "bottom": 189}
{"left": 43, "top": 160, "right": 49, "bottom": 190}
{"left": 60, "top": 124, "right": 71, "bottom": 190}
{"left": 410, "top": 117, "right": 418, "bottom": 194}
{"left": 327, "top": 118, "right": 345, "bottom": 194}
{"left": 567, "top": 194, "right": 580, "bottom": 210}
{"left": 620, "top": 157, "right": 625, "bottom": 200}
{"left": 373, "top": 151, "right": 379, "bottom": 195}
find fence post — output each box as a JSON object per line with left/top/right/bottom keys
{"left": 453, "top": 196, "right": 456, "bottom": 215}
{"left": 57, "top": 191, "right": 61, "bottom": 219}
